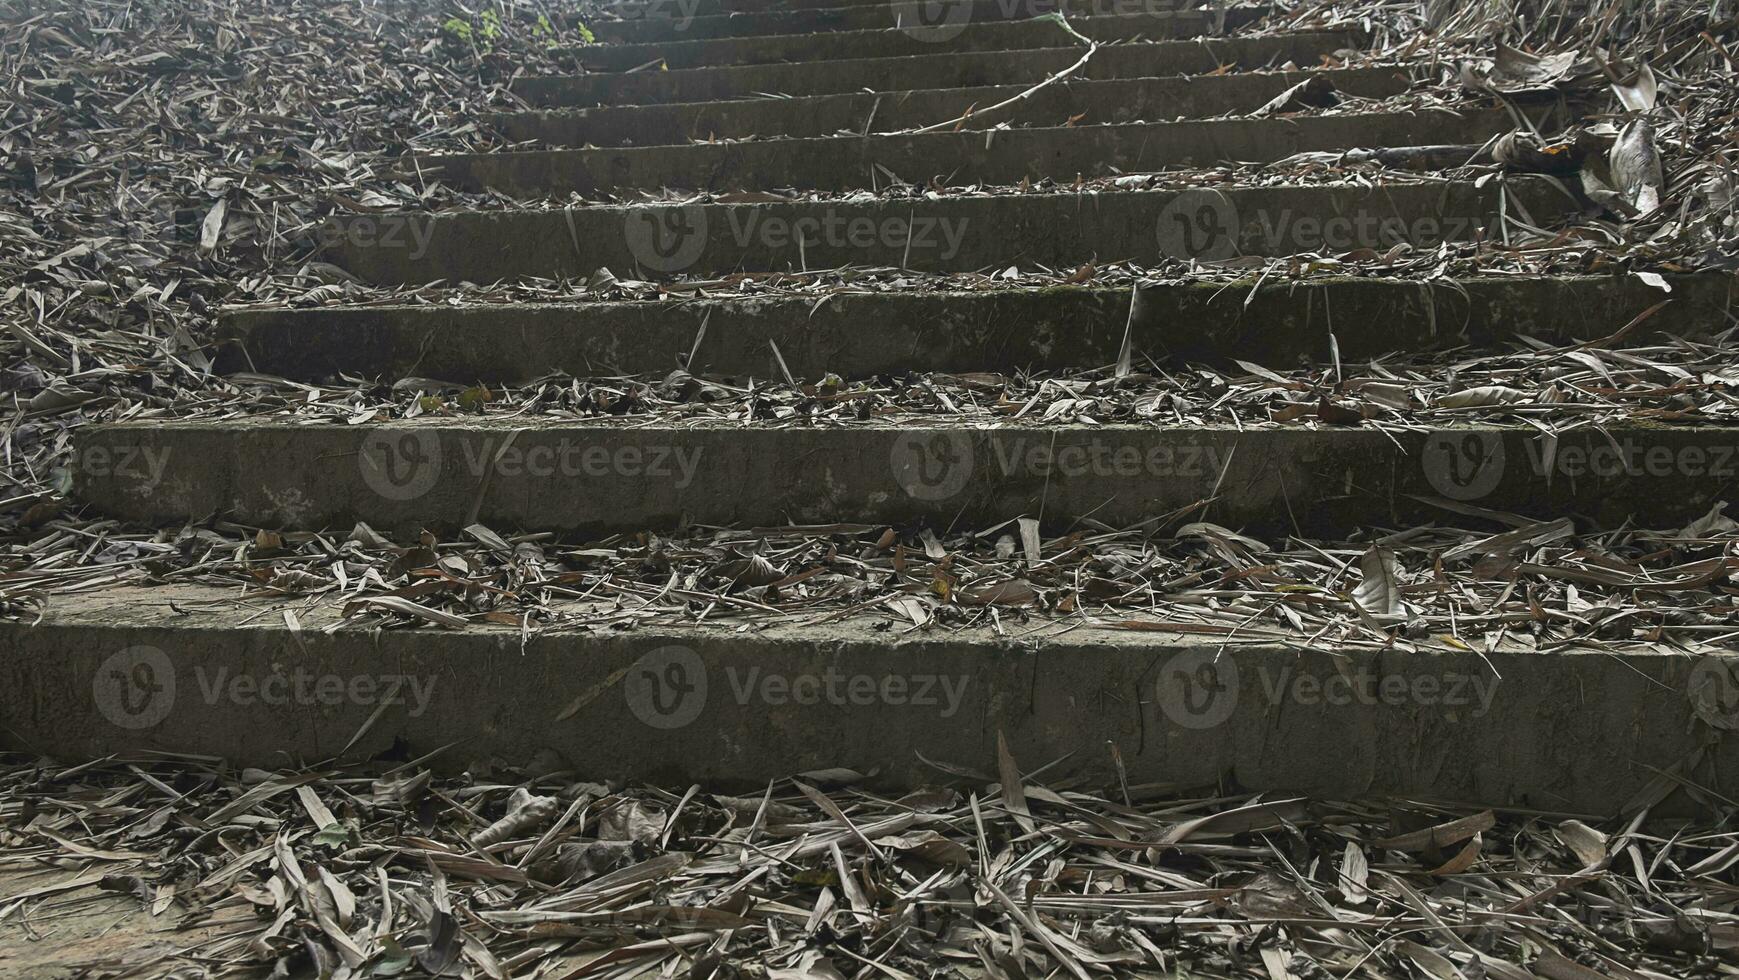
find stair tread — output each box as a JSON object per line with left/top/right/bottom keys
{"left": 593, "top": 0, "right": 1211, "bottom": 43}
{"left": 320, "top": 177, "right": 1579, "bottom": 282}
{"left": 515, "top": 33, "right": 1359, "bottom": 105}
{"left": 566, "top": 9, "right": 1258, "bottom": 71}
{"left": 218, "top": 272, "right": 1732, "bottom": 382}
{"left": 425, "top": 109, "right": 1541, "bottom": 196}
{"left": 485, "top": 68, "right": 1414, "bottom": 145}
{"left": 6, "top": 577, "right": 1728, "bottom": 813}
{"left": 73, "top": 418, "right": 1739, "bottom": 539}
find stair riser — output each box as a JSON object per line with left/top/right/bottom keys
{"left": 433, "top": 110, "right": 1515, "bottom": 196}
{"left": 607, "top": 0, "right": 1135, "bottom": 16}
{"left": 489, "top": 69, "right": 1412, "bottom": 146}
{"left": 74, "top": 424, "right": 1739, "bottom": 537}
{"left": 595, "top": 0, "right": 1203, "bottom": 43}
{"left": 218, "top": 274, "right": 1735, "bottom": 383}
{"left": 571, "top": 10, "right": 1255, "bottom": 71}
{"left": 323, "top": 181, "right": 1576, "bottom": 283}
{"left": 6, "top": 610, "right": 1729, "bottom": 815}
{"left": 516, "top": 34, "right": 1357, "bottom": 105}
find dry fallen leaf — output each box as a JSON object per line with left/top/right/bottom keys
{"left": 1612, "top": 117, "right": 1665, "bottom": 213}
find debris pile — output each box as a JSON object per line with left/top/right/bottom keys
{"left": 3, "top": 754, "right": 1737, "bottom": 976}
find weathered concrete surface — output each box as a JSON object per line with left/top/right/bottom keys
{"left": 428, "top": 109, "right": 1519, "bottom": 196}
{"left": 323, "top": 178, "right": 1579, "bottom": 283}
{"left": 0, "top": 863, "right": 243, "bottom": 979}
{"left": 570, "top": 9, "right": 1258, "bottom": 70}
{"left": 72, "top": 420, "right": 1739, "bottom": 537}
{"left": 516, "top": 33, "right": 1358, "bottom": 105}
{"left": 609, "top": 0, "right": 956, "bottom": 15}
{"left": 489, "top": 68, "right": 1413, "bottom": 146}
{"left": 594, "top": 0, "right": 1204, "bottom": 43}
{"left": 606, "top": 0, "right": 1108, "bottom": 16}
{"left": 217, "top": 273, "right": 1737, "bottom": 382}
{"left": 4, "top": 582, "right": 1733, "bottom": 815}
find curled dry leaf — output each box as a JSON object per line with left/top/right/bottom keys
{"left": 1613, "top": 63, "right": 1660, "bottom": 114}
{"left": 1555, "top": 819, "right": 1611, "bottom": 868}
{"left": 1436, "top": 385, "right": 1530, "bottom": 408}
{"left": 473, "top": 788, "right": 561, "bottom": 848}
{"left": 1251, "top": 74, "right": 1339, "bottom": 117}
{"left": 1493, "top": 130, "right": 1592, "bottom": 174}
{"left": 1611, "top": 117, "right": 1666, "bottom": 214}
{"left": 1352, "top": 545, "right": 1406, "bottom": 620}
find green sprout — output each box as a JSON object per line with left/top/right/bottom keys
{"left": 440, "top": 16, "right": 472, "bottom": 42}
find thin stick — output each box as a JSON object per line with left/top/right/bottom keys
{"left": 904, "top": 43, "right": 1096, "bottom": 135}
{"left": 901, "top": 14, "right": 1097, "bottom": 135}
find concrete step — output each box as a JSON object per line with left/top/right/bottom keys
{"left": 216, "top": 273, "right": 1732, "bottom": 384}
{"left": 594, "top": 0, "right": 1204, "bottom": 43}
{"left": 73, "top": 419, "right": 1739, "bottom": 538}
{"left": 488, "top": 69, "right": 1411, "bottom": 146}
{"left": 568, "top": 10, "right": 1261, "bottom": 71}
{"left": 6, "top": 580, "right": 1731, "bottom": 814}
{"left": 609, "top": 0, "right": 1099, "bottom": 15}
{"left": 321, "top": 178, "right": 1579, "bottom": 283}
{"left": 425, "top": 109, "right": 1529, "bottom": 197}
{"left": 608, "top": 0, "right": 916, "bottom": 16}
{"left": 516, "top": 33, "right": 1357, "bottom": 105}
{"left": 597, "top": 0, "right": 1066, "bottom": 21}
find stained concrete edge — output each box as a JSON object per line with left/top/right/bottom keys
{"left": 321, "top": 179, "right": 1579, "bottom": 282}
{"left": 212, "top": 273, "right": 1739, "bottom": 382}
{"left": 513, "top": 33, "right": 1359, "bottom": 106}
{"left": 565, "top": 9, "right": 1249, "bottom": 71}
{"left": 70, "top": 421, "right": 1739, "bottom": 536}
{"left": 483, "top": 68, "right": 1416, "bottom": 146}
{"left": 2, "top": 582, "right": 1732, "bottom": 816}
{"left": 415, "top": 110, "right": 1525, "bottom": 196}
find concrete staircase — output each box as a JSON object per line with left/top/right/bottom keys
{"left": 11, "top": 0, "right": 1737, "bottom": 814}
